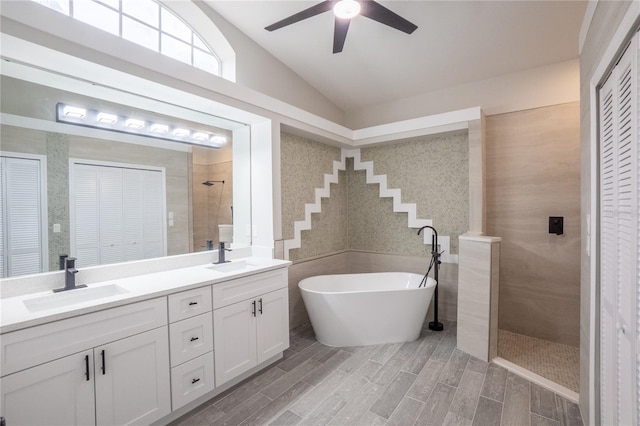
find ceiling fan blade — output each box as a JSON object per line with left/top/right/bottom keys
{"left": 333, "top": 17, "right": 350, "bottom": 53}
{"left": 265, "top": 1, "right": 335, "bottom": 31}
{"left": 360, "top": 0, "right": 418, "bottom": 34}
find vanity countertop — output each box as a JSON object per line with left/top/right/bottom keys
{"left": 0, "top": 257, "right": 290, "bottom": 334}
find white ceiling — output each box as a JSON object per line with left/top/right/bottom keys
{"left": 205, "top": 1, "right": 587, "bottom": 113}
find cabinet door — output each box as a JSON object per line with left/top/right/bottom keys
{"left": 256, "top": 288, "right": 290, "bottom": 363}
{"left": 213, "top": 299, "right": 257, "bottom": 386}
{"left": 94, "top": 327, "right": 170, "bottom": 426}
{"left": 0, "top": 350, "right": 95, "bottom": 426}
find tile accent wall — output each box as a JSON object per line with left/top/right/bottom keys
{"left": 46, "top": 132, "right": 70, "bottom": 272}
{"left": 485, "top": 102, "right": 580, "bottom": 347}
{"left": 280, "top": 131, "right": 470, "bottom": 262}
{"left": 280, "top": 132, "right": 343, "bottom": 242}
{"left": 358, "top": 131, "right": 469, "bottom": 255}
{"left": 280, "top": 131, "right": 469, "bottom": 329}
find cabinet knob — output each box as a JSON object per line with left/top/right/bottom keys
{"left": 190, "top": 336, "right": 199, "bottom": 342}
{"left": 192, "top": 378, "right": 200, "bottom": 384}
{"left": 188, "top": 301, "right": 198, "bottom": 306}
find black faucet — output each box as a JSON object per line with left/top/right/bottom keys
{"left": 53, "top": 257, "right": 87, "bottom": 292}
{"left": 417, "top": 225, "right": 444, "bottom": 332}
{"left": 214, "top": 242, "right": 232, "bottom": 264}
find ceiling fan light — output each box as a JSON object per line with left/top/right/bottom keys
{"left": 333, "top": 0, "right": 360, "bottom": 19}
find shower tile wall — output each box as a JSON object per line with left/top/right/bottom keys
{"left": 486, "top": 102, "right": 580, "bottom": 347}
{"left": 192, "top": 146, "right": 233, "bottom": 251}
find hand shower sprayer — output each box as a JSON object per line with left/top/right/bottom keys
{"left": 417, "top": 225, "right": 444, "bottom": 331}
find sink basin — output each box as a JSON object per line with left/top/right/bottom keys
{"left": 23, "top": 284, "right": 129, "bottom": 313}
{"left": 206, "top": 260, "right": 255, "bottom": 273}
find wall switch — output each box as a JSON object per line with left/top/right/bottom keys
{"left": 549, "top": 216, "right": 564, "bottom": 235}
{"left": 53, "top": 223, "right": 61, "bottom": 233}
{"left": 168, "top": 219, "right": 174, "bottom": 227}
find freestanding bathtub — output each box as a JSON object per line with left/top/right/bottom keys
{"left": 298, "top": 272, "right": 436, "bottom": 347}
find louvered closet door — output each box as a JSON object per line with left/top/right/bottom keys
{"left": 599, "top": 33, "right": 640, "bottom": 425}
{"left": 72, "top": 163, "right": 166, "bottom": 267}
{"left": 0, "top": 156, "right": 45, "bottom": 277}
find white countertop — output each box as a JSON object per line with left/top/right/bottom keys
{"left": 0, "top": 257, "right": 290, "bottom": 334}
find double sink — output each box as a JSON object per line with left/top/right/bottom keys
{"left": 21, "top": 260, "right": 259, "bottom": 314}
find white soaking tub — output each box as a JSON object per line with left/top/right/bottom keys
{"left": 298, "top": 272, "right": 436, "bottom": 347}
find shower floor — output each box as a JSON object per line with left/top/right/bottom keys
{"left": 498, "top": 329, "right": 579, "bottom": 393}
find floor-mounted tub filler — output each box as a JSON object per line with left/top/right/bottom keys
{"left": 298, "top": 272, "right": 436, "bottom": 347}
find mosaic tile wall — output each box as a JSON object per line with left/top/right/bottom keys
{"left": 46, "top": 132, "right": 70, "bottom": 272}
{"left": 357, "top": 131, "right": 469, "bottom": 255}
{"left": 280, "top": 132, "right": 343, "bottom": 242}
{"left": 280, "top": 131, "right": 469, "bottom": 261}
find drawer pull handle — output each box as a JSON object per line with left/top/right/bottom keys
{"left": 188, "top": 301, "right": 198, "bottom": 306}
{"left": 252, "top": 300, "right": 256, "bottom": 317}
{"left": 259, "top": 298, "right": 263, "bottom": 315}
{"left": 101, "top": 350, "right": 106, "bottom": 375}
{"left": 192, "top": 378, "right": 200, "bottom": 384}
{"left": 190, "top": 336, "right": 199, "bottom": 342}
{"left": 85, "top": 355, "right": 90, "bottom": 381}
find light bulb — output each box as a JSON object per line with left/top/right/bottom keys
{"left": 333, "top": 0, "right": 360, "bottom": 19}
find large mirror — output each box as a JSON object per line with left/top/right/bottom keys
{"left": 0, "top": 75, "right": 252, "bottom": 277}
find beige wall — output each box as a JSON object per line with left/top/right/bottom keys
{"left": 485, "top": 102, "right": 581, "bottom": 347}
{"left": 579, "top": 1, "right": 634, "bottom": 423}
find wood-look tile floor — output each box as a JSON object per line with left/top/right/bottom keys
{"left": 176, "top": 321, "right": 583, "bottom": 426}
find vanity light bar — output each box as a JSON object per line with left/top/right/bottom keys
{"left": 55, "top": 103, "right": 224, "bottom": 148}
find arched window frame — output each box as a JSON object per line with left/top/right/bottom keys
{"left": 31, "top": 0, "right": 236, "bottom": 82}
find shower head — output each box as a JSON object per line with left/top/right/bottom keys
{"left": 202, "top": 180, "right": 224, "bottom": 186}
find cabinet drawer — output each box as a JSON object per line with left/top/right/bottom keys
{"left": 171, "top": 351, "right": 215, "bottom": 410}
{"left": 212, "top": 268, "right": 287, "bottom": 309}
{"left": 1, "top": 297, "right": 167, "bottom": 377}
{"left": 169, "top": 312, "right": 213, "bottom": 366}
{"left": 168, "top": 286, "right": 212, "bottom": 323}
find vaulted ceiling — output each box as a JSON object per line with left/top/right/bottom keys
{"left": 205, "top": 1, "right": 587, "bottom": 112}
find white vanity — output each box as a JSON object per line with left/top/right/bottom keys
{"left": 0, "top": 256, "right": 290, "bottom": 426}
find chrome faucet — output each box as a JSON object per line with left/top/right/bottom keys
{"left": 214, "top": 242, "right": 232, "bottom": 264}
{"left": 54, "top": 257, "right": 87, "bottom": 292}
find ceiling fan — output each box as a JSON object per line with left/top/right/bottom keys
{"left": 264, "top": 0, "right": 418, "bottom": 54}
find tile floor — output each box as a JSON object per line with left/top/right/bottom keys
{"left": 498, "top": 330, "right": 580, "bottom": 393}
{"left": 175, "top": 322, "right": 583, "bottom": 426}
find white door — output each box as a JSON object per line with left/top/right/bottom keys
{"left": 598, "top": 33, "right": 640, "bottom": 425}
{"left": 213, "top": 300, "right": 257, "bottom": 386}
{"left": 256, "top": 288, "right": 290, "bottom": 363}
{"left": 94, "top": 327, "right": 171, "bottom": 426}
{"left": 0, "top": 155, "right": 47, "bottom": 277}
{"left": 0, "top": 350, "right": 95, "bottom": 426}
{"left": 71, "top": 162, "right": 166, "bottom": 268}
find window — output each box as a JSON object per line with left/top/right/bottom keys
{"left": 32, "top": 0, "right": 221, "bottom": 76}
